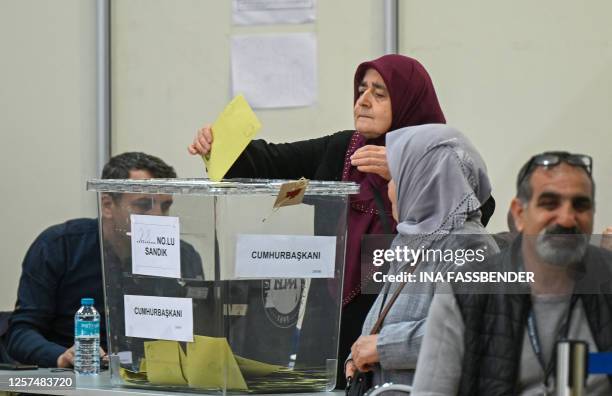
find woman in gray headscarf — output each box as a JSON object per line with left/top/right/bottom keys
{"left": 346, "top": 124, "right": 499, "bottom": 387}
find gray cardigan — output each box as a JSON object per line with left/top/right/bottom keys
{"left": 350, "top": 219, "right": 499, "bottom": 387}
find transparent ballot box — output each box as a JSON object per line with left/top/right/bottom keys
{"left": 87, "top": 178, "right": 358, "bottom": 394}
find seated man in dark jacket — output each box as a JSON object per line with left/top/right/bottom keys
{"left": 412, "top": 151, "right": 612, "bottom": 395}
{"left": 6, "top": 152, "right": 203, "bottom": 368}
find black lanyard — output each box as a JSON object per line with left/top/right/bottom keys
{"left": 526, "top": 294, "right": 579, "bottom": 387}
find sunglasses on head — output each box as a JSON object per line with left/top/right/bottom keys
{"left": 517, "top": 152, "right": 592, "bottom": 187}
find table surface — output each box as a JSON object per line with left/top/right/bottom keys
{"left": 0, "top": 369, "right": 341, "bottom": 396}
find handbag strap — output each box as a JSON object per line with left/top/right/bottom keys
{"left": 369, "top": 258, "right": 421, "bottom": 335}
{"left": 369, "top": 184, "right": 413, "bottom": 335}
{"left": 369, "top": 281, "right": 405, "bottom": 335}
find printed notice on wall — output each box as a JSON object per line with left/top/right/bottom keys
{"left": 131, "top": 215, "right": 181, "bottom": 278}
{"left": 124, "top": 295, "right": 193, "bottom": 342}
{"left": 233, "top": 0, "right": 316, "bottom": 25}
{"left": 235, "top": 234, "right": 336, "bottom": 279}
{"left": 231, "top": 33, "right": 317, "bottom": 109}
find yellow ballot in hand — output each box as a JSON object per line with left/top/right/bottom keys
{"left": 184, "top": 335, "right": 248, "bottom": 390}
{"left": 143, "top": 340, "right": 187, "bottom": 386}
{"left": 203, "top": 94, "right": 262, "bottom": 181}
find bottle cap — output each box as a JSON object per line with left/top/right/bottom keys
{"left": 81, "top": 297, "right": 94, "bottom": 306}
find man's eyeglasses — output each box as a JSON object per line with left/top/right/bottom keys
{"left": 517, "top": 152, "right": 592, "bottom": 188}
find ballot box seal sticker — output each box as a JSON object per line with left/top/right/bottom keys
{"left": 273, "top": 178, "right": 309, "bottom": 209}
{"left": 262, "top": 278, "right": 305, "bottom": 328}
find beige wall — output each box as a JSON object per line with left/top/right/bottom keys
{"left": 0, "top": 0, "right": 98, "bottom": 310}
{"left": 2, "top": 1, "right": 612, "bottom": 310}
{"left": 110, "top": 0, "right": 384, "bottom": 177}
{"left": 113, "top": 0, "right": 612, "bottom": 232}
{"left": 110, "top": 0, "right": 385, "bottom": 244}
{"left": 398, "top": 0, "right": 612, "bottom": 232}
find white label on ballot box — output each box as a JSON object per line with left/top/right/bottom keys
{"left": 130, "top": 214, "right": 181, "bottom": 279}
{"left": 124, "top": 295, "right": 193, "bottom": 342}
{"left": 235, "top": 234, "right": 336, "bottom": 278}
{"left": 118, "top": 351, "right": 133, "bottom": 364}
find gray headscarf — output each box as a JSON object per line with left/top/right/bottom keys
{"left": 386, "top": 123, "right": 492, "bottom": 249}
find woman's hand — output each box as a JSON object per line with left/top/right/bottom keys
{"left": 350, "top": 335, "right": 380, "bottom": 372}
{"left": 350, "top": 145, "right": 391, "bottom": 180}
{"left": 188, "top": 124, "right": 214, "bottom": 156}
{"left": 345, "top": 359, "right": 357, "bottom": 379}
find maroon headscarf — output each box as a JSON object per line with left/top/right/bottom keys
{"left": 341, "top": 54, "right": 446, "bottom": 306}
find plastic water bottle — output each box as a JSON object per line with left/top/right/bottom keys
{"left": 74, "top": 297, "right": 100, "bottom": 375}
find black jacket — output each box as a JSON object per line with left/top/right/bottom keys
{"left": 227, "top": 130, "right": 354, "bottom": 180}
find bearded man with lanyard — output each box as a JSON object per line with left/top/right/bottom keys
{"left": 412, "top": 151, "right": 612, "bottom": 395}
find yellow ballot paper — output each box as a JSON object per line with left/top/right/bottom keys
{"left": 184, "top": 336, "right": 248, "bottom": 390}
{"left": 119, "top": 356, "right": 149, "bottom": 383}
{"left": 203, "top": 94, "right": 262, "bottom": 181}
{"left": 119, "top": 367, "right": 148, "bottom": 383}
{"left": 143, "top": 340, "right": 187, "bottom": 386}
{"left": 119, "top": 358, "right": 148, "bottom": 383}
{"left": 235, "top": 355, "right": 283, "bottom": 377}
{"left": 139, "top": 358, "right": 147, "bottom": 373}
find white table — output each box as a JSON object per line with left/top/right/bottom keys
{"left": 0, "top": 369, "right": 341, "bottom": 396}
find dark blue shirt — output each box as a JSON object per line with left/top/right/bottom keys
{"left": 6, "top": 218, "right": 106, "bottom": 367}
{"left": 6, "top": 217, "right": 205, "bottom": 368}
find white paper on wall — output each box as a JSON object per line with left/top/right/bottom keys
{"left": 232, "top": 0, "right": 316, "bottom": 25}
{"left": 231, "top": 33, "right": 317, "bottom": 109}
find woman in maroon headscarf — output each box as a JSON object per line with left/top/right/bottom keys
{"left": 189, "top": 54, "right": 447, "bottom": 386}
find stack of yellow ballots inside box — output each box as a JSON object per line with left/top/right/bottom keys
{"left": 120, "top": 335, "right": 282, "bottom": 391}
